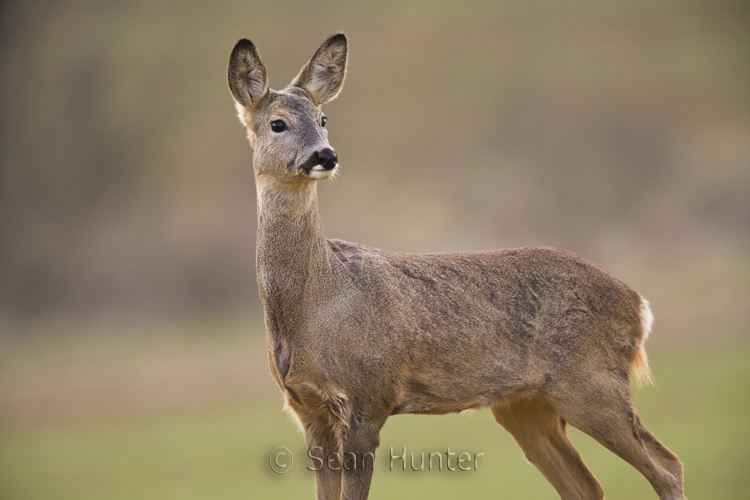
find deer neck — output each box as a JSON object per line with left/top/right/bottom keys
{"left": 254, "top": 174, "right": 332, "bottom": 319}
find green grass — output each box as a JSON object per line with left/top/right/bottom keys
{"left": 1, "top": 342, "right": 748, "bottom": 499}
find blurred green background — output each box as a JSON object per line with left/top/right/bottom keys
{"left": 0, "top": 0, "right": 748, "bottom": 499}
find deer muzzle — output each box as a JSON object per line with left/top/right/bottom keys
{"left": 302, "top": 148, "right": 338, "bottom": 172}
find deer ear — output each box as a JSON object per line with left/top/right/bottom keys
{"left": 290, "top": 33, "right": 347, "bottom": 106}
{"left": 228, "top": 38, "right": 269, "bottom": 108}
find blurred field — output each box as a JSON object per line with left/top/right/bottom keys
{"left": 1, "top": 256, "right": 749, "bottom": 499}
{"left": 1, "top": 338, "right": 749, "bottom": 500}
{"left": 1, "top": 0, "right": 748, "bottom": 499}
{"left": 1, "top": 0, "right": 748, "bottom": 318}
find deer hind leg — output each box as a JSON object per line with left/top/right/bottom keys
{"left": 491, "top": 396, "right": 604, "bottom": 500}
{"left": 550, "top": 376, "right": 685, "bottom": 500}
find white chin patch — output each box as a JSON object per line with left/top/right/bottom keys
{"left": 306, "top": 167, "right": 336, "bottom": 180}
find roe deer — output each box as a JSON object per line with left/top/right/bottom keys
{"left": 227, "top": 33, "right": 686, "bottom": 500}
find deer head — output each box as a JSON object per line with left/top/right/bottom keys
{"left": 228, "top": 34, "right": 348, "bottom": 183}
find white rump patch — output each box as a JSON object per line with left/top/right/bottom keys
{"left": 639, "top": 296, "right": 654, "bottom": 342}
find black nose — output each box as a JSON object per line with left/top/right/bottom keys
{"left": 301, "top": 148, "right": 338, "bottom": 172}
{"left": 317, "top": 148, "right": 338, "bottom": 170}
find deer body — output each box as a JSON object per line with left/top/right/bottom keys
{"left": 229, "top": 34, "right": 685, "bottom": 500}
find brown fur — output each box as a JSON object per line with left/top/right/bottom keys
{"left": 227, "top": 33, "right": 685, "bottom": 500}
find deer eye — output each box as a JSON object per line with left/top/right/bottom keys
{"left": 320, "top": 116, "right": 327, "bottom": 128}
{"left": 270, "top": 120, "right": 287, "bottom": 133}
